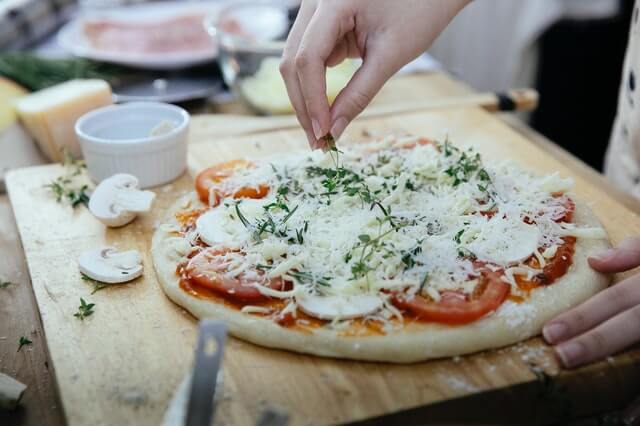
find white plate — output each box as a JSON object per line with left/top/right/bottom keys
{"left": 58, "top": 1, "right": 228, "bottom": 70}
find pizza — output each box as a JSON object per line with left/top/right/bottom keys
{"left": 151, "top": 134, "right": 610, "bottom": 363}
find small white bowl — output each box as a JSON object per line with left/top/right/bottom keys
{"left": 76, "top": 102, "right": 189, "bottom": 188}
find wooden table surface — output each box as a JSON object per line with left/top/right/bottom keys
{"left": 0, "top": 72, "right": 638, "bottom": 426}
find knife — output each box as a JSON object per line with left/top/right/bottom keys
{"left": 185, "top": 319, "right": 228, "bottom": 426}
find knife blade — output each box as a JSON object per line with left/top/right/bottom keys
{"left": 185, "top": 319, "right": 228, "bottom": 426}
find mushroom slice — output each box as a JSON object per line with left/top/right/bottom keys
{"left": 296, "top": 294, "right": 383, "bottom": 320}
{"left": 89, "top": 174, "right": 156, "bottom": 227}
{"left": 467, "top": 217, "right": 540, "bottom": 265}
{"left": 195, "top": 208, "right": 247, "bottom": 248}
{"left": 78, "top": 247, "right": 143, "bottom": 284}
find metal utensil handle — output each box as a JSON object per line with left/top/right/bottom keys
{"left": 185, "top": 320, "right": 228, "bottom": 426}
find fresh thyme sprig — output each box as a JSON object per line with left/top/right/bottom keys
{"left": 401, "top": 242, "right": 423, "bottom": 270}
{"left": 17, "top": 336, "right": 32, "bottom": 352}
{"left": 288, "top": 271, "right": 331, "bottom": 287}
{"left": 321, "top": 133, "right": 336, "bottom": 151}
{"left": 293, "top": 221, "right": 309, "bottom": 244}
{"left": 255, "top": 264, "right": 331, "bottom": 288}
{"left": 45, "top": 149, "right": 91, "bottom": 208}
{"left": 348, "top": 226, "right": 399, "bottom": 281}
{"left": 235, "top": 200, "right": 300, "bottom": 243}
{"left": 81, "top": 273, "right": 107, "bottom": 294}
{"left": 418, "top": 272, "right": 430, "bottom": 294}
{"left": 73, "top": 298, "right": 95, "bottom": 320}
{"left": 0, "top": 280, "right": 12, "bottom": 288}
{"left": 441, "top": 142, "right": 493, "bottom": 189}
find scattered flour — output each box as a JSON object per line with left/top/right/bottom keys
{"left": 497, "top": 301, "right": 537, "bottom": 330}
{"left": 442, "top": 375, "right": 479, "bottom": 393}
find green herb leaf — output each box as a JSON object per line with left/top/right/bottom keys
{"left": 81, "top": 273, "right": 107, "bottom": 294}
{"left": 281, "top": 204, "right": 299, "bottom": 224}
{"left": 289, "top": 271, "right": 331, "bottom": 287}
{"left": 256, "top": 264, "right": 273, "bottom": 271}
{"left": 418, "top": 272, "right": 430, "bottom": 294}
{"left": 358, "top": 234, "right": 371, "bottom": 243}
{"left": 401, "top": 252, "right": 415, "bottom": 269}
{"left": 17, "top": 336, "right": 32, "bottom": 352}
{"left": 74, "top": 297, "right": 95, "bottom": 320}
{"left": 45, "top": 151, "right": 91, "bottom": 209}
{"left": 234, "top": 202, "right": 252, "bottom": 229}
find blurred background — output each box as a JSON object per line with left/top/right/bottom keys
{"left": 0, "top": 0, "right": 633, "bottom": 171}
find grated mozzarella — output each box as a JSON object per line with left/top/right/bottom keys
{"left": 184, "top": 136, "right": 607, "bottom": 321}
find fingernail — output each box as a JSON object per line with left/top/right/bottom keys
{"left": 543, "top": 322, "right": 568, "bottom": 344}
{"left": 305, "top": 130, "right": 317, "bottom": 150}
{"left": 330, "top": 117, "right": 349, "bottom": 140}
{"left": 311, "top": 118, "right": 323, "bottom": 140}
{"left": 555, "top": 341, "right": 583, "bottom": 368}
{"left": 590, "top": 248, "right": 616, "bottom": 262}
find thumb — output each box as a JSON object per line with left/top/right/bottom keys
{"left": 588, "top": 237, "right": 640, "bottom": 273}
{"left": 328, "top": 49, "right": 396, "bottom": 141}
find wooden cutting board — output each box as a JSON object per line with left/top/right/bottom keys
{"left": 7, "top": 106, "right": 640, "bottom": 426}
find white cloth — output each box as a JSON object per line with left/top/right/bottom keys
{"left": 427, "top": 0, "right": 620, "bottom": 91}
{"left": 605, "top": 0, "right": 640, "bottom": 196}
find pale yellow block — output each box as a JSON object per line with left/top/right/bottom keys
{"left": 14, "top": 79, "right": 113, "bottom": 162}
{"left": 0, "top": 77, "right": 28, "bottom": 132}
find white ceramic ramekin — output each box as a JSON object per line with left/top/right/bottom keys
{"left": 75, "top": 102, "right": 189, "bottom": 188}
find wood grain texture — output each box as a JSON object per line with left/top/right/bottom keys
{"left": 6, "top": 105, "right": 640, "bottom": 425}
{"left": 0, "top": 195, "right": 64, "bottom": 426}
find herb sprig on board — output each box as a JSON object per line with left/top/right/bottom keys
{"left": 81, "top": 273, "right": 107, "bottom": 294}
{"left": 17, "top": 336, "right": 32, "bottom": 352}
{"left": 0, "top": 280, "right": 12, "bottom": 288}
{"left": 73, "top": 298, "right": 95, "bottom": 320}
{"left": 45, "top": 150, "right": 91, "bottom": 208}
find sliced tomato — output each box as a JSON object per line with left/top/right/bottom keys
{"left": 390, "top": 269, "right": 510, "bottom": 325}
{"left": 184, "top": 248, "right": 288, "bottom": 303}
{"left": 232, "top": 185, "right": 270, "bottom": 200}
{"left": 195, "top": 160, "right": 269, "bottom": 205}
{"left": 400, "top": 137, "right": 438, "bottom": 150}
{"left": 530, "top": 237, "right": 576, "bottom": 286}
{"left": 554, "top": 196, "right": 575, "bottom": 223}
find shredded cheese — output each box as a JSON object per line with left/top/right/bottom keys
{"left": 184, "top": 135, "right": 606, "bottom": 323}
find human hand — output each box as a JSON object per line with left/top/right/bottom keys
{"left": 280, "top": 0, "right": 471, "bottom": 149}
{"left": 543, "top": 238, "right": 640, "bottom": 368}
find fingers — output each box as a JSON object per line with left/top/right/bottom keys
{"left": 326, "top": 39, "right": 348, "bottom": 67}
{"left": 296, "top": 4, "right": 347, "bottom": 140}
{"left": 280, "top": 1, "right": 317, "bottom": 148}
{"left": 553, "top": 304, "right": 640, "bottom": 368}
{"left": 329, "top": 41, "right": 396, "bottom": 139}
{"left": 543, "top": 274, "right": 640, "bottom": 345}
{"left": 588, "top": 237, "right": 640, "bottom": 273}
